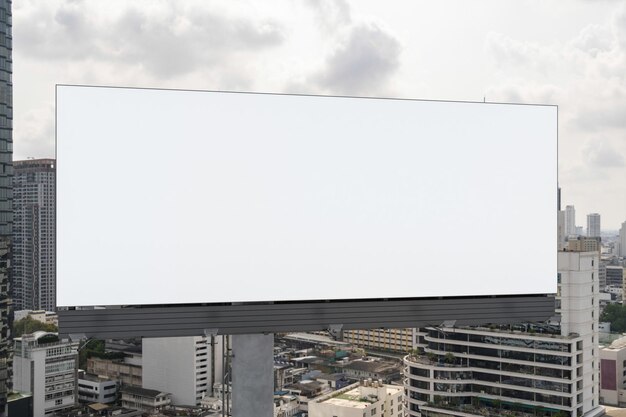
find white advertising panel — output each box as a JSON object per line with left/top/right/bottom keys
{"left": 56, "top": 86, "right": 557, "bottom": 307}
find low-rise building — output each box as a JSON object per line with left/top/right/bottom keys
{"left": 342, "top": 328, "right": 414, "bottom": 353}
{"left": 600, "top": 335, "right": 626, "bottom": 406}
{"left": 308, "top": 380, "right": 403, "bottom": 417}
{"left": 12, "top": 332, "right": 78, "bottom": 417}
{"left": 120, "top": 386, "right": 171, "bottom": 413}
{"left": 338, "top": 358, "right": 402, "bottom": 383}
{"left": 87, "top": 357, "right": 142, "bottom": 387}
{"left": 274, "top": 393, "right": 299, "bottom": 417}
{"left": 13, "top": 309, "right": 59, "bottom": 326}
{"left": 77, "top": 372, "right": 117, "bottom": 404}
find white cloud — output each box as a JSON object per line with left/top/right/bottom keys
{"left": 482, "top": 3, "right": 626, "bottom": 228}
{"left": 309, "top": 23, "right": 401, "bottom": 96}
{"left": 10, "top": 0, "right": 626, "bottom": 228}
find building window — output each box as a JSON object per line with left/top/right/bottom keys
{"left": 371, "top": 408, "right": 377, "bottom": 415}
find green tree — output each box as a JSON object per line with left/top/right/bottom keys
{"left": 12, "top": 316, "right": 57, "bottom": 337}
{"left": 78, "top": 339, "right": 108, "bottom": 369}
{"left": 600, "top": 303, "right": 626, "bottom": 333}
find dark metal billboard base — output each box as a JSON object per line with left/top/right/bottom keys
{"left": 58, "top": 294, "right": 555, "bottom": 339}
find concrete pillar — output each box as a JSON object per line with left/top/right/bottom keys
{"left": 231, "top": 333, "right": 274, "bottom": 417}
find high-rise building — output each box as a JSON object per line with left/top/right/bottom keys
{"left": 586, "top": 213, "right": 601, "bottom": 238}
{"left": 619, "top": 222, "right": 626, "bottom": 258}
{"left": 558, "top": 210, "right": 566, "bottom": 250}
{"left": 142, "top": 336, "right": 225, "bottom": 406}
{"left": 403, "top": 250, "right": 601, "bottom": 417}
{"left": 565, "top": 205, "right": 576, "bottom": 236}
{"left": 12, "top": 332, "right": 78, "bottom": 417}
{"left": 0, "top": 1, "right": 12, "bottom": 415}
{"left": 12, "top": 159, "right": 56, "bottom": 312}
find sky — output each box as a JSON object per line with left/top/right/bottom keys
{"left": 12, "top": 0, "right": 626, "bottom": 230}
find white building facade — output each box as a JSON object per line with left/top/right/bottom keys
{"left": 77, "top": 373, "right": 117, "bottom": 404}
{"left": 309, "top": 380, "right": 403, "bottom": 417}
{"left": 565, "top": 205, "right": 576, "bottom": 237}
{"left": 12, "top": 332, "right": 78, "bottom": 416}
{"left": 403, "top": 251, "right": 602, "bottom": 417}
{"left": 142, "top": 335, "right": 225, "bottom": 406}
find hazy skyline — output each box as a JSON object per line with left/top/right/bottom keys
{"left": 13, "top": 0, "right": 626, "bottom": 229}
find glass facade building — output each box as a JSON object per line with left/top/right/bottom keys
{"left": 12, "top": 159, "right": 56, "bottom": 312}
{"left": 0, "top": 0, "right": 11, "bottom": 415}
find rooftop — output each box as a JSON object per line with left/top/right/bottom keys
{"left": 340, "top": 359, "right": 401, "bottom": 374}
{"left": 285, "top": 380, "right": 325, "bottom": 396}
{"left": 79, "top": 373, "right": 116, "bottom": 383}
{"left": 321, "top": 385, "right": 402, "bottom": 409}
{"left": 315, "top": 373, "right": 346, "bottom": 381}
{"left": 120, "top": 385, "right": 169, "bottom": 398}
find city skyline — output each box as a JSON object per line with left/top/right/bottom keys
{"left": 11, "top": 0, "right": 626, "bottom": 229}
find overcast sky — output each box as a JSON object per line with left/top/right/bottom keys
{"left": 13, "top": 0, "right": 626, "bottom": 230}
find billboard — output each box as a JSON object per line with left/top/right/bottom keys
{"left": 56, "top": 86, "right": 557, "bottom": 308}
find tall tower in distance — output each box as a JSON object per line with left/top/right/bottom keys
{"left": 587, "top": 213, "right": 601, "bottom": 238}
{"left": 12, "top": 159, "right": 56, "bottom": 312}
{"left": 618, "top": 221, "right": 626, "bottom": 258}
{"left": 565, "top": 205, "right": 576, "bottom": 236}
{"left": 0, "top": 1, "right": 12, "bottom": 415}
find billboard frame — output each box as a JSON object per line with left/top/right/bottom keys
{"left": 55, "top": 85, "right": 558, "bottom": 338}
{"left": 58, "top": 295, "right": 556, "bottom": 338}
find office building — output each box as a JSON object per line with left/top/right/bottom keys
{"left": 308, "top": 380, "right": 403, "bottom": 417}
{"left": 618, "top": 222, "right": 626, "bottom": 258}
{"left": 12, "top": 331, "right": 78, "bottom": 417}
{"left": 565, "top": 205, "right": 576, "bottom": 236}
{"left": 599, "top": 335, "right": 626, "bottom": 406}
{"left": 587, "top": 213, "right": 601, "bottom": 238}
{"left": 404, "top": 250, "right": 601, "bottom": 417}
{"left": 142, "top": 335, "right": 225, "bottom": 406}
{"left": 12, "top": 159, "right": 56, "bottom": 311}
{"left": 606, "top": 266, "right": 624, "bottom": 288}
{"left": 342, "top": 328, "right": 415, "bottom": 353}
{"left": 0, "top": 1, "right": 11, "bottom": 414}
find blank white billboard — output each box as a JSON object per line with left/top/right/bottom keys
{"left": 56, "top": 86, "right": 557, "bottom": 307}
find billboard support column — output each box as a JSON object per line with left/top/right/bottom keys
{"left": 231, "top": 333, "right": 274, "bottom": 417}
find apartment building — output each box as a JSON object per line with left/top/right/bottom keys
{"left": 404, "top": 250, "right": 602, "bottom": 417}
